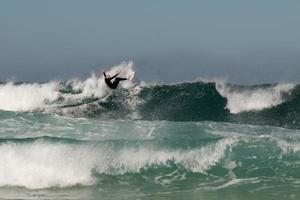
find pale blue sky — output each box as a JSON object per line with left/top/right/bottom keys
{"left": 0, "top": 0, "right": 299, "bottom": 84}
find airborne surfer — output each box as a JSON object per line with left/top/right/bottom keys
{"left": 103, "top": 71, "right": 128, "bottom": 89}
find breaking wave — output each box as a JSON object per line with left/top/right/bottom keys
{"left": 0, "top": 136, "right": 235, "bottom": 189}
{"left": 0, "top": 61, "right": 300, "bottom": 128}
{"left": 0, "top": 118, "right": 300, "bottom": 190}
{"left": 216, "top": 82, "right": 295, "bottom": 114}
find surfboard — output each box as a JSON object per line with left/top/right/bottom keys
{"left": 60, "top": 97, "right": 100, "bottom": 108}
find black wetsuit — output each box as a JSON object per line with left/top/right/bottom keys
{"left": 104, "top": 72, "right": 127, "bottom": 89}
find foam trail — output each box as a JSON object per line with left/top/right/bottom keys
{"left": 0, "top": 138, "right": 234, "bottom": 189}
{"left": 274, "top": 138, "right": 300, "bottom": 154}
{"left": 216, "top": 82, "right": 295, "bottom": 114}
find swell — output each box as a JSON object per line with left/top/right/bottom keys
{"left": 1, "top": 81, "right": 300, "bottom": 129}
{"left": 86, "top": 81, "right": 300, "bottom": 129}
{"left": 0, "top": 62, "right": 299, "bottom": 128}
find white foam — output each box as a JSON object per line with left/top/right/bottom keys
{"left": 202, "top": 178, "right": 259, "bottom": 191}
{"left": 216, "top": 82, "right": 295, "bottom": 114}
{"left": 0, "top": 82, "right": 60, "bottom": 112}
{"left": 60, "top": 61, "right": 136, "bottom": 103}
{"left": 0, "top": 61, "right": 136, "bottom": 112}
{"left": 0, "top": 138, "right": 235, "bottom": 189}
{"left": 274, "top": 138, "right": 300, "bottom": 154}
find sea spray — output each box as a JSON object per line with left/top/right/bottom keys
{"left": 0, "top": 62, "right": 136, "bottom": 113}
{"left": 0, "top": 82, "right": 60, "bottom": 112}
{"left": 216, "top": 82, "right": 295, "bottom": 114}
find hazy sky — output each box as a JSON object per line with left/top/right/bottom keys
{"left": 0, "top": 0, "right": 299, "bottom": 84}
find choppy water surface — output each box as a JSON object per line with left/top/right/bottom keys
{"left": 0, "top": 63, "right": 300, "bottom": 199}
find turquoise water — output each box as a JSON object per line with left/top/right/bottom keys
{"left": 1, "top": 74, "right": 300, "bottom": 199}
{"left": 0, "top": 112, "right": 300, "bottom": 199}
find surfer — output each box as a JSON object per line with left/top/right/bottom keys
{"left": 103, "top": 72, "right": 127, "bottom": 89}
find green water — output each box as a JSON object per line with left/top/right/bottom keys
{"left": 0, "top": 112, "right": 300, "bottom": 199}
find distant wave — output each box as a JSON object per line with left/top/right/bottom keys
{"left": 0, "top": 61, "right": 300, "bottom": 128}
{"left": 216, "top": 82, "right": 295, "bottom": 113}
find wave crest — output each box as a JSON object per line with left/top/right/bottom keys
{"left": 216, "top": 82, "right": 295, "bottom": 114}
{"left": 1, "top": 62, "right": 300, "bottom": 128}
{"left": 0, "top": 138, "right": 234, "bottom": 189}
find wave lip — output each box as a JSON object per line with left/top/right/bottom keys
{"left": 216, "top": 82, "right": 295, "bottom": 114}
{"left": 1, "top": 61, "right": 300, "bottom": 129}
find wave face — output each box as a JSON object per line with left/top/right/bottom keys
{"left": 2, "top": 83, "right": 299, "bottom": 129}
{"left": 0, "top": 135, "right": 234, "bottom": 189}
{"left": 0, "top": 72, "right": 300, "bottom": 129}
{"left": 1, "top": 63, "right": 300, "bottom": 199}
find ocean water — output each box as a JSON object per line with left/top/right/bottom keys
{"left": 0, "top": 62, "right": 300, "bottom": 199}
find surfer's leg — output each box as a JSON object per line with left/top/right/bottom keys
{"left": 111, "top": 79, "right": 120, "bottom": 89}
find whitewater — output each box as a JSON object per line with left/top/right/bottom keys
{"left": 1, "top": 62, "right": 300, "bottom": 200}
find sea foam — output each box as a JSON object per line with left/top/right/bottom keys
{"left": 0, "top": 62, "right": 135, "bottom": 112}
{"left": 0, "top": 138, "right": 234, "bottom": 189}
{"left": 216, "top": 82, "right": 295, "bottom": 114}
{"left": 0, "top": 82, "right": 60, "bottom": 112}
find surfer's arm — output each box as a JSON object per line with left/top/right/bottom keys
{"left": 103, "top": 72, "right": 119, "bottom": 80}
{"left": 110, "top": 73, "right": 119, "bottom": 80}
